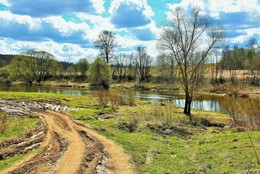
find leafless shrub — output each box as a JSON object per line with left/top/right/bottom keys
{"left": 0, "top": 112, "right": 8, "bottom": 133}
{"left": 94, "top": 90, "right": 110, "bottom": 108}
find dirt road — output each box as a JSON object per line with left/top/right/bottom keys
{"left": 2, "top": 110, "right": 134, "bottom": 174}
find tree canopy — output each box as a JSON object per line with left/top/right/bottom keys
{"left": 8, "top": 50, "right": 55, "bottom": 85}
{"left": 87, "top": 58, "right": 112, "bottom": 89}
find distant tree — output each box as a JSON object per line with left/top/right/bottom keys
{"left": 94, "top": 30, "right": 117, "bottom": 64}
{"left": 226, "top": 45, "right": 245, "bottom": 83}
{"left": 112, "top": 54, "right": 130, "bottom": 82}
{"left": 209, "top": 49, "right": 218, "bottom": 84}
{"left": 23, "top": 50, "right": 54, "bottom": 84}
{"left": 159, "top": 7, "right": 224, "bottom": 117}
{"left": 0, "top": 54, "right": 15, "bottom": 68}
{"left": 50, "top": 60, "right": 64, "bottom": 79}
{"left": 8, "top": 50, "right": 55, "bottom": 85}
{"left": 87, "top": 58, "right": 112, "bottom": 89}
{"left": 8, "top": 55, "right": 35, "bottom": 86}
{"left": 250, "top": 52, "right": 260, "bottom": 85}
{"left": 247, "top": 37, "right": 257, "bottom": 48}
{"left": 156, "top": 53, "right": 175, "bottom": 84}
{"left": 219, "top": 45, "right": 231, "bottom": 82}
{"left": 66, "top": 65, "right": 77, "bottom": 80}
{"left": 76, "top": 58, "right": 89, "bottom": 80}
{"left": 127, "top": 53, "right": 137, "bottom": 81}
{"left": 245, "top": 38, "right": 259, "bottom": 85}
{"left": 133, "top": 47, "right": 152, "bottom": 83}
{"left": 0, "top": 67, "right": 11, "bottom": 85}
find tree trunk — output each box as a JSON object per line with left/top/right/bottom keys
{"left": 106, "top": 53, "right": 109, "bottom": 64}
{"left": 184, "top": 94, "right": 192, "bottom": 122}
{"left": 28, "top": 81, "right": 33, "bottom": 86}
{"left": 36, "top": 79, "right": 41, "bottom": 85}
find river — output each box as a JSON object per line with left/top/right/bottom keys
{"left": 0, "top": 85, "right": 259, "bottom": 130}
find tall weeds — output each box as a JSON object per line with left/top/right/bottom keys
{"left": 93, "top": 90, "right": 135, "bottom": 109}
{"left": 0, "top": 111, "right": 8, "bottom": 133}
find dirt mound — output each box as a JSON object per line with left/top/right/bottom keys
{"left": 147, "top": 123, "right": 193, "bottom": 138}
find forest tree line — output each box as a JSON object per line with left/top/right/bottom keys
{"left": 0, "top": 46, "right": 152, "bottom": 87}
{"left": 0, "top": 40, "right": 259, "bottom": 87}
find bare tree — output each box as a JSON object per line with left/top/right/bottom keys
{"left": 219, "top": 45, "right": 230, "bottom": 83}
{"left": 112, "top": 53, "right": 130, "bottom": 82}
{"left": 156, "top": 53, "right": 175, "bottom": 84}
{"left": 94, "top": 30, "right": 117, "bottom": 64}
{"left": 133, "top": 47, "right": 152, "bottom": 83}
{"left": 159, "top": 7, "right": 224, "bottom": 118}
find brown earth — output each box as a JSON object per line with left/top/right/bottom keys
{"left": 1, "top": 110, "right": 134, "bottom": 174}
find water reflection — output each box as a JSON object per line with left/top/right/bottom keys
{"left": 1, "top": 85, "right": 91, "bottom": 96}
{"left": 173, "top": 99, "right": 221, "bottom": 112}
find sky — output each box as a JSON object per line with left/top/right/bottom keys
{"left": 0, "top": 0, "right": 259, "bottom": 62}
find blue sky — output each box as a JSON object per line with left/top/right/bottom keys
{"left": 0, "top": 0, "right": 259, "bottom": 62}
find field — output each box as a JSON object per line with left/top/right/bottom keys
{"left": 0, "top": 91, "right": 259, "bottom": 173}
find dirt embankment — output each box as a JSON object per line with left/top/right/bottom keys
{"left": 1, "top": 101, "right": 134, "bottom": 174}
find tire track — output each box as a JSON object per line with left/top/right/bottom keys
{"left": 2, "top": 110, "right": 134, "bottom": 174}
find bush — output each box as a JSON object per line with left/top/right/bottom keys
{"left": 109, "top": 94, "right": 122, "bottom": 109}
{"left": 0, "top": 111, "right": 8, "bottom": 133}
{"left": 93, "top": 90, "right": 110, "bottom": 108}
{"left": 94, "top": 90, "right": 135, "bottom": 109}
{"left": 87, "top": 58, "right": 112, "bottom": 89}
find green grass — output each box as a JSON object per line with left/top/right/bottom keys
{"left": 0, "top": 117, "right": 40, "bottom": 142}
{"left": 79, "top": 118, "right": 260, "bottom": 173}
{"left": 0, "top": 91, "right": 259, "bottom": 173}
{"left": 0, "top": 148, "right": 42, "bottom": 171}
{"left": 69, "top": 100, "right": 259, "bottom": 173}
{"left": 188, "top": 131, "right": 260, "bottom": 173}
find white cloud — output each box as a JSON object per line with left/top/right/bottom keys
{"left": 0, "top": 11, "right": 40, "bottom": 28}
{"left": 90, "top": 0, "right": 105, "bottom": 14}
{"left": 75, "top": 13, "right": 115, "bottom": 40}
{"left": 0, "top": 0, "right": 9, "bottom": 6}
{"left": 207, "top": 0, "right": 260, "bottom": 18}
{"left": 109, "top": 0, "right": 154, "bottom": 18}
{"left": 0, "top": 38, "right": 98, "bottom": 62}
{"left": 44, "top": 16, "right": 91, "bottom": 39}
{"left": 167, "top": 0, "right": 260, "bottom": 18}
{"left": 115, "top": 34, "right": 158, "bottom": 57}
{"left": 0, "top": 39, "right": 9, "bottom": 54}
{"left": 229, "top": 28, "right": 260, "bottom": 44}
{"left": 166, "top": 0, "right": 260, "bottom": 45}
{"left": 0, "top": 0, "right": 159, "bottom": 61}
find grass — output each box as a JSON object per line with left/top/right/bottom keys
{"left": 69, "top": 100, "right": 259, "bottom": 173}
{"left": 0, "top": 148, "right": 42, "bottom": 171}
{"left": 79, "top": 119, "right": 260, "bottom": 173}
{"left": 0, "top": 116, "right": 40, "bottom": 142}
{"left": 189, "top": 131, "right": 260, "bottom": 173}
{"left": 76, "top": 100, "right": 259, "bottom": 173}
{"left": 0, "top": 91, "right": 259, "bottom": 173}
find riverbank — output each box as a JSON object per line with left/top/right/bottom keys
{"left": 0, "top": 92, "right": 259, "bottom": 173}
{"left": 51, "top": 81, "right": 260, "bottom": 98}
{"left": 6, "top": 80, "right": 260, "bottom": 99}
